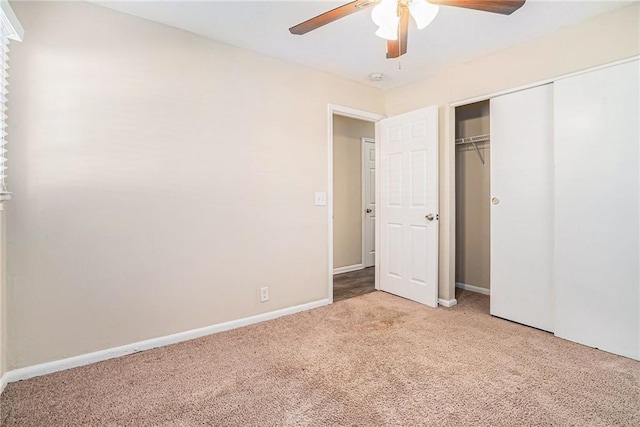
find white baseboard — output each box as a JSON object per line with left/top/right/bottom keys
{"left": 0, "top": 372, "right": 7, "bottom": 395}
{"left": 6, "top": 298, "right": 331, "bottom": 384}
{"left": 333, "top": 263, "right": 364, "bottom": 275}
{"left": 456, "top": 282, "right": 491, "bottom": 295}
{"left": 439, "top": 298, "right": 458, "bottom": 308}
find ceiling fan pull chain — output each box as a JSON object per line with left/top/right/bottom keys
{"left": 398, "top": 60, "right": 402, "bottom": 70}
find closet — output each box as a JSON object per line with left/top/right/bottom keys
{"left": 455, "top": 102, "right": 491, "bottom": 296}
{"left": 455, "top": 59, "right": 639, "bottom": 361}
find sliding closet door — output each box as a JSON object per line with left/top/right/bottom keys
{"left": 554, "top": 60, "right": 639, "bottom": 360}
{"left": 490, "top": 84, "right": 554, "bottom": 332}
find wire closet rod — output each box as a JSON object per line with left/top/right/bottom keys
{"left": 455, "top": 133, "right": 490, "bottom": 166}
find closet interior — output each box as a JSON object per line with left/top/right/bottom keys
{"left": 455, "top": 101, "right": 491, "bottom": 301}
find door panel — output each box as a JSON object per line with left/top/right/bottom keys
{"left": 388, "top": 153, "right": 402, "bottom": 206}
{"left": 379, "top": 107, "right": 439, "bottom": 307}
{"left": 387, "top": 223, "right": 402, "bottom": 277}
{"left": 411, "top": 150, "right": 428, "bottom": 206}
{"left": 363, "top": 140, "right": 376, "bottom": 267}
{"left": 411, "top": 225, "right": 428, "bottom": 284}
{"left": 554, "top": 60, "right": 639, "bottom": 360}
{"left": 490, "top": 84, "right": 554, "bottom": 332}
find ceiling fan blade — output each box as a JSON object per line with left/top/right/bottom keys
{"left": 289, "top": 0, "right": 378, "bottom": 35}
{"left": 387, "top": 4, "right": 410, "bottom": 59}
{"left": 386, "top": 40, "right": 399, "bottom": 59}
{"left": 427, "top": 0, "right": 525, "bottom": 15}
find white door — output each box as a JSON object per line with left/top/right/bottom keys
{"left": 490, "top": 84, "right": 554, "bottom": 332}
{"left": 554, "top": 60, "right": 639, "bottom": 360}
{"left": 379, "top": 106, "right": 439, "bottom": 307}
{"left": 363, "top": 138, "right": 375, "bottom": 268}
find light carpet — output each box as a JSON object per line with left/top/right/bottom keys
{"left": 1, "top": 290, "right": 638, "bottom": 426}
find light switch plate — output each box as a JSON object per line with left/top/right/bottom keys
{"left": 315, "top": 192, "right": 327, "bottom": 206}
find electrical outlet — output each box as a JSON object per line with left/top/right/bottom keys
{"left": 260, "top": 286, "right": 270, "bottom": 302}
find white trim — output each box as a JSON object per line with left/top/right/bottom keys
{"left": 0, "top": 372, "right": 7, "bottom": 395}
{"left": 374, "top": 121, "right": 381, "bottom": 291}
{"left": 328, "top": 104, "right": 385, "bottom": 304}
{"left": 361, "top": 137, "right": 375, "bottom": 269}
{"left": 0, "top": 1, "right": 24, "bottom": 41}
{"left": 5, "top": 298, "right": 330, "bottom": 383}
{"left": 328, "top": 104, "right": 386, "bottom": 123}
{"left": 333, "top": 263, "right": 364, "bottom": 275}
{"left": 438, "top": 298, "right": 458, "bottom": 308}
{"left": 456, "top": 282, "right": 491, "bottom": 296}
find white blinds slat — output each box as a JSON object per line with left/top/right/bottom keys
{"left": 0, "top": 26, "right": 8, "bottom": 194}
{"left": 0, "top": 1, "right": 22, "bottom": 199}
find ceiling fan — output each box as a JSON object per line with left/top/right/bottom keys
{"left": 289, "top": 0, "right": 526, "bottom": 59}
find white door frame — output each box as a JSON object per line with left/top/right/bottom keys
{"left": 328, "top": 104, "right": 385, "bottom": 303}
{"left": 361, "top": 137, "right": 375, "bottom": 269}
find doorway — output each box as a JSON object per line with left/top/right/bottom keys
{"left": 332, "top": 115, "right": 376, "bottom": 302}
{"left": 454, "top": 101, "right": 491, "bottom": 306}
{"left": 328, "top": 104, "right": 440, "bottom": 308}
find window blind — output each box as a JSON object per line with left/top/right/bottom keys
{"left": 0, "top": 23, "right": 9, "bottom": 198}
{"left": 0, "top": 1, "right": 23, "bottom": 201}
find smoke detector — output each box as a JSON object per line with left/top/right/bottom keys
{"left": 368, "top": 72, "right": 384, "bottom": 82}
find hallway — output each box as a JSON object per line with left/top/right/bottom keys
{"left": 333, "top": 267, "right": 375, "bottom": 302}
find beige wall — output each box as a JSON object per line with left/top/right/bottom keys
{"left": 455, "top": 102, "right": 490, "bottom": 289}
{"left": 4, "top": 0, "right": 640, "bottom": 373}
{"left": 385, "top": 3, "right": 640, "bottom": 301}
{"left": 333, "top": 116, "right": 374, "bottom": 269}
{"left": 6, "top": 1, "right": 384, "bottom": 369}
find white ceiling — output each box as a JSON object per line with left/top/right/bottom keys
{"left": 92, "top": 0, "right": 633, "bottom": 88}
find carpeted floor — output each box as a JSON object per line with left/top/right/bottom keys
{"left": 1, "top": 290, "right": 638, "bottom": 426}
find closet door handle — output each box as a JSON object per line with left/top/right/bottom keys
{"left": 425, "top": 213, "right": 435, "bottom": 221}
{"left": 491, "top": 197, "right": 500, "bottom": 205}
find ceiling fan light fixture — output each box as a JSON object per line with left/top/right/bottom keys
{"left": 371, "top": 0, "right": 400, "bottom": 40}
{"left": 409, "top": 0, "right": 439, "bottom": 30}
{"left": 375, "top": 24, "right": 399, "bottom": 41}
{"left": 289, "top": 0, "right": 527, "bottom": 59}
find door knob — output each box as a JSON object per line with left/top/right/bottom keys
{"left": 491, "top": 197, "right": 500, "bottom": 205}
{"left": 425, "top": 213, "right": 435, "bottom": 221}
{"left": 365, "top": 208, "right": 372, "bottom": 213}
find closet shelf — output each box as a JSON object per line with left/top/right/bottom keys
{"left": 455, "top": 134, "right": 490, "bottom": 145}
{"left": 455, "top": 134, "right": 490, "bottom": 166}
